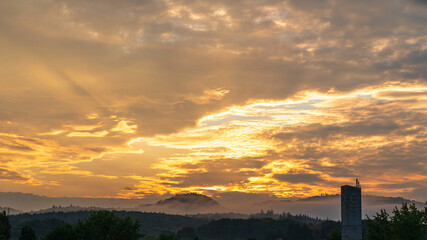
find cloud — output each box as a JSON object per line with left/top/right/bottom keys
{"left": 0, "top": 0, "right": 426, "bottom": 200}
{"left": 110, "top": 120, "right": 137, "bottom": 134}
{"left": 0, "top": 168, "right": 28, "bottom": 181}
{"left": 67, "top": 131, "right": 109, "bottom": 137}
{"left": 74, "top": 152, "right": 159, "bottom": 177}
{"left": 273, "top": 172, "right": 324, "bottom": 184}
{"left": 130, "top": 83, "right": 426, "bottom": 199}
{"left": 1, "top": 0, "right": 426, "bottom": 137}
{"left": 166, "top": 171, "right": 255, "bottom": 188}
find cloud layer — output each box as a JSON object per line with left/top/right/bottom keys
{"left": 0, "top": 0, "right": 426, "bottom": 201}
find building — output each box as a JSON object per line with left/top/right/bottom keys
{"left": 341, "top": 179, "right": 362, "bottom": 240}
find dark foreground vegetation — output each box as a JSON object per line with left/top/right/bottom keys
{"left": 365, "top": 203, "right": 427, "bottom": 240}
{"left": 0, "top": 203, "right": 425, "bottom": 240}
{"left": 2, "top": 210, "right": 338, "bottom": 240}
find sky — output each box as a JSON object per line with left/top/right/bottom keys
{"left": 0, "top": 0, "right": 426, "bottom": 202}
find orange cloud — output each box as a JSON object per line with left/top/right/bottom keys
{"left": 1, "top": 0, "right": 426, "bottom": 201}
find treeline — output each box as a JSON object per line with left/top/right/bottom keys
{"left": 249, "top": 209, "right": 323, "bottom": 224}
{"left": 2, "top": 203, "right": 425, "bottom": 240}
{"left": 188, "top": 209, "right": 323, "bottom": 223}
{"left": 7, "top": 210, "right": 326, "bottom": 239}
{"left": 3, "top": 210, "right": 339, "bottom": 240}
{"left": 179, "top": 218, "right": 340, "bottom": 240}
{"left": 8, "top": 211, "right": 203, "bottom": 239}
{"left": 365, "top": 203, "right": 427, "bottom": 240}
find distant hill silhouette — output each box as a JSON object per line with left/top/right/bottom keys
{"left": 157, "top": 193, "right": 220, "bottom": 206}
{"left": 0, "top": 206, "right": 22, "bottom": 215}
{"left": 0, "top": 192, "right": 144, "bottom": 212}
{"left": 33, "top": 205, "right": 107, "bottom": 214}
{"left": 253, "top": 194, "right": 425, "bottom": 220}
{"left": 0, "top": 191, "right": 424, "bottom": 220}
{"left": 135, "top": 193, "right": 226, "bottom": 214}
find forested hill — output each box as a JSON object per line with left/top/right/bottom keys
{"left": 135, "top": 193, "right": 226, "bottom": 214}
{"left": 8, "top": 210, "right": 341, "bottom": 240}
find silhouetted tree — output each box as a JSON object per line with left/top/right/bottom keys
{"left": 391, "top": 203, "right": 426, "bottom": 240}
{"left": 75, "top": 211, "right": 142, "bottom": 240}
{"left": 176, "top": 227, "right": 196, "bottom": 239}
{"left": 0, "top": 211, "right": 10, "bottom": 240}
{"left": 286, "top": 222, "right": 312, "bottom": 240}
{"left": 19, "top": 225, "right": 36, "bottom": 240}
{"left": 366, "top": 203, "right": 427, "bottom": 240}
{"left": 44, "top": 211, "right": 143, "bottom": 240}
{"left": 43, "top": 224, "right": 77, "bottom": 240}
{"left": 366, "top": 209, "right": 391, "bottom": 240}
{"left": 326, "top": 228, "right": 341, "bottom": 240}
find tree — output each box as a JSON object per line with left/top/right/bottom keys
{"left": 390, "top": 203, "right": 426, "bottom": 240}
{"left": 366, "top": 203, "right": 427, "bottom": 240}
{"left": 19, "top": 225, "right": 36, "bottom": 240}
{"left": 326, "top": 228, "right": 341, "bottom": 240}
{"left": 44, "top": 211, "right": 143, "bottom": 240}
{"left": 43, "top": 223, "right": 77, "bottom": 240}
{"left": 0, "top": 211, "right": 10, "bottom": 240}
{"left": 75, "top": 211, "right": 142, "bottom": 240}
{"left": 176, "top": 227, "right": 196, "bottom": 239}
{"left": 365, "top": 209, "right": 391, "bottom": 240}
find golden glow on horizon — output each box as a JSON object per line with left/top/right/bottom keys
{"left": 1, "top": 82, "right": 426, "bottom": 199}
{"left": 121, "top": 82, "right": 426, "bottom": 198}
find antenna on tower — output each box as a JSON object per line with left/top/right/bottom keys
{"left": 356, "top": 179, "right": 360, "bottom": 188}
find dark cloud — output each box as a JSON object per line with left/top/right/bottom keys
{"left": 3, "top": 144, "right": 34, "bottom": 152}
{"left": 165, "top": 171, "right": 254, "bottom": 187}
{"left": 0, "top": 168, "right": 28, "bottom": 181}
{"left": 1, "top": 0, "right": 426, "bottom": 138}
{"left": 408, "top": 185, "right": 427, "bottom": 201}
{"left": 377, "top": 182, "right": 420, "bottom": 190}
{"left": 0, "top": 0, "right": 425, "bottom": 200}
{"left": 273, "top": 172, "right": 324, "bottom": 184}
{"left": 179, "top": 157, "right": 269, "bottom": 171}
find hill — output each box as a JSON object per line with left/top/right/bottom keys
{"left": 135, "top": 193, "right": 227, "bottom": 214}
{"left": 33, "top": 205, "right": 107, "bottom": 214}
{"left": 0, "top": 192, "right": 144, "bottom": 211}
{"left": 0, "top": 206, "right": 22, "bottom": 215}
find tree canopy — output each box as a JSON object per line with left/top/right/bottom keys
{"left": 366, "top": 203, "right": 427, "bottom": 240}
{"left": 43, "top": 223, "right": 77, "bottom": 240}
{"left": 43, "top": 211, "right": 143, "bottom": 240}
{"left": 19, "top": 225, "right": 36, "bottom": 240}
{"left": 326, "top": 227, "right": 341, "bottom": 240}
{"left": 0, "top": 211, "right": 10, "bottom": 240}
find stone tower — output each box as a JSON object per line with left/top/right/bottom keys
{"left": 341, "top": 179, "right": 362, "bottom": 240}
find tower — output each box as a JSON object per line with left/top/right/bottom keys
{"left": 341, "top": 179, "right": 362, "bottom": 240}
